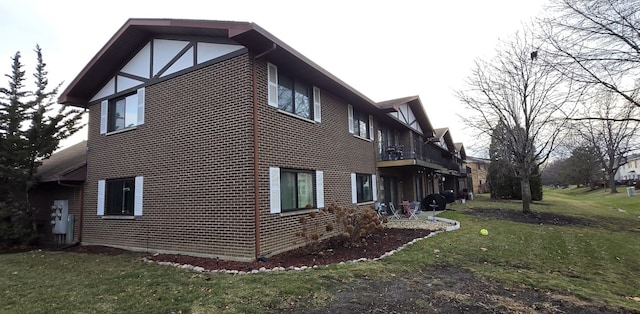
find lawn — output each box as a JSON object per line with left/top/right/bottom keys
{"left": 1, "top": 186, "right": 639, "bottom": 313}
{"left": 410, "top": 187, "right": 640, "bottom": 310}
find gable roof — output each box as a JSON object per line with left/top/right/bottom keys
{"left": 376, "top": 95, "right": 435, "bottom": 137}
{"left": 466, "top": 156, "right": 490, "bottom": 164}
{"left": 36, "top": 141, "right": 87, "bottom": 182}
{"left": 58, "top": 18, "right": 378, "bottom": 113}
{"left": 454, "top": 142, "right": 467, "bottom": 160}
{"left": 433, "top": 128, "right": 456, "bottom": 153}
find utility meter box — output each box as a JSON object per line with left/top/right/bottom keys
{"left": 51, "top": 200, "right": 69, "bottom": 235}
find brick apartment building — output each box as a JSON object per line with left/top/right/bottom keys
{"left": 465, "top": 156, "right": 490, "bottom": 194}
{"left": 45, "top": 18, "right": 468, "bottom": 261}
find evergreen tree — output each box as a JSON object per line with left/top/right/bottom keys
{"left": 0, "top": 46, "right": 83, "bottom": 247}
{"left": 488, "top": 123, "right": 543, "bottom": 201}
{"left": 558, "top": 146, "right": 601, "bottom": 188}
{"left": 0, "top": 51, "right": 30, "bottom": 246}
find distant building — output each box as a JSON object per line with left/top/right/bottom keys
{"left": 465, "top": 156, "right": 490, "bottom": 194}
{"left": 614, "top": 154, "right": 640, "bottom": 184}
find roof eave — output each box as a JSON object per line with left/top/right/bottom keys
{"left": 58, "top": 18, "right": 379, "bottom": 112}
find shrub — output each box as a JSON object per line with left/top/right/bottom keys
{"left": 297, "top": 203, "right": 384, "bottom": 250}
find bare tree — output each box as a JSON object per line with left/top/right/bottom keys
{"left": 543, "top": 0, "right": 640, "bottom": 114}
{"left": 457, "top": 27, "right": 576, "bottom": 213}
{"left": 574, "top": 89, "right": 640, "bottom": 193}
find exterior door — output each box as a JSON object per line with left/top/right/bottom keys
{"left": 416, "top": 175, "right": 424, "bottom": 201}
{"left": 381, "top": 176, "right": 398, "bottom": 207}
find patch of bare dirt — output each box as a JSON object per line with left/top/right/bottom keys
{"left": 464, "top": 208, "right": 594, "bottom": 226}
{"left": 283, "top": 267, "right": 635, "bottom": 313}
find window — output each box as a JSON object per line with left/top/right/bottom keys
{"left": 100, "top": 87, "right": 145, "bottom": 134}
{"left": 269, "top": 167, "right": 324, "bottom": 213}
{"left": 106, "top": 178, "right": 135, "bottom": 215}
{"left": 267, "top": 63, "right": 321, "bottom": 122}
{"left": 348, "top": 104, "right": 373, "bottom": 140}
{"left": 278, "top": 74, "right": 311, "bottom": 119}
{"left": 281, "top": 170, "right": 315, "bottom": 211}
{"left": 97, "top": 176, "right": 144, "bottom": 216}
{"left": 109, "top": 94, "right": 137, "bottom": 131}
{"left": 351, "top": 173, "right": 377, "bottom": 203}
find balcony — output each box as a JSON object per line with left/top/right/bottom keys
{"left": 376, "top": 136, "right": 467, "bottom": 175}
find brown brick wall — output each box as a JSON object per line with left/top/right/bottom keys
{"left": 254, "top": 59, "right": 377, "bottom": 257}
{"left": 466, "top": 161, "right": 489, "bottom": 193}
{"left": 84, "top": 54, "right": 257, "bottom": 261}
{"left": 82, "top": 53, "right": 378, "bottom": 261}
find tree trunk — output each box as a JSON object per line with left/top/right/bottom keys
{"left": 609, "top": 174, "right": 618, "bottom": 193}
{"left": 521, "top": 177, "right": 532, "bottom": 213}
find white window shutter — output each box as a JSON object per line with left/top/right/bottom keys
{"left": 134, "top": 176, "right": 144, "bottom": 216}
{"left": 137, "top": 87, "right": 145, "bottom": 125}
{"left": 97, "top": 180, "right": 105, "bottom": 215}
{"left": 348, "top": 104, "right": 354, "bottom": 134}
{"left": 313, "top": 86, "right": 321, "bottom": 122}
{"left": 100, "top": 100, "right": 108, "bottom": 134}
{"left": 351, "top": 173, "right": 357, "bottom": 204}
{"left": 267, "top": 63, "right": 278, "bottom": 107}
{"left": 368, "top": 115, "right": 374, "bottom": 140}
{"left": 269, "top": 167, "right": 281, "bottom": 213}
{"left": 372, "top": 175, "right": 377, "bottom": 201}
{"left": 315, "top": 170, "right": 324, "bottom": 208}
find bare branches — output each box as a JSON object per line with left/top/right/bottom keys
{"left": 542, "top": 0, "right": 640, "bottom": 108}
{"left": 457, "top": 24, "right": 576, "bottom": 212}
{"left": 572, "top": 89, "right": 640, "bottom": 192}
{"left": 568, "top": 117, "right": 640, "bottom": 123}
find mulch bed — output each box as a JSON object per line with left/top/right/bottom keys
{"left": 63, "top": 228, "right": 437, "bottom": 272}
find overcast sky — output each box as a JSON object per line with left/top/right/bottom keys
{"left": 1, "top": 0, "right": 546, "bottom": 154}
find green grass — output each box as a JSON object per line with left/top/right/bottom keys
{"left": 424, "top": 187, "right": 640, "bottom": 309}
{"left": 1, "top": 186, "right": 639, "bottom": 313}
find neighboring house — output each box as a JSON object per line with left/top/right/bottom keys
{"left": 30, "top": 141, "right": 87, "bottom": 245}
{"left": 54, "top": 18, "right": 467, "bottom": 262}
{"left": 614, "top": 154, "right": 640, "bottom": 184}
{"left": 465, "top": 156, "right": 490, "bottom": 194}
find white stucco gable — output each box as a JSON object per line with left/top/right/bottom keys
{"left": 388, "top": 103, "right": 423, "bottom": 134}
{"left": 90, "top": 39, "right": 245, "bottom": 102}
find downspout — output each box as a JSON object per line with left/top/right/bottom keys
{"left": 252, "top": 43, "right": 276, "bottom": 260}
{"left": 56, "top": 180, "right": 84, "bottom": 243}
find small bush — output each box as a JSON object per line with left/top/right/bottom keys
{"left": 297, "top": 204, "right": 384, "bottom": 251}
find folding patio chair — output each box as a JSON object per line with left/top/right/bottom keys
{"left": 407, "top": 202, "right": 420, "bottom": 219}
{"left": 388, "top": 203, "right": 401, "bottom": 219}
